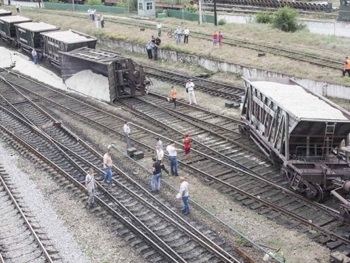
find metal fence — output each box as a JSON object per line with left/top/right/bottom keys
{"left": 44, "top": 2, "right": 126, "bottom": 14}
{"left": 166, "top": 9, "right": 214, "bottom": 23}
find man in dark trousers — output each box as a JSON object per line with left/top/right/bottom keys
{"left": 146, "top": 42, "right": 153, "bottom": 59}
{"left": 151, "top": 156, "right": 162, "bottom": 192}
{"left": 153, "top": 43, "right": 158, "bottom": 61}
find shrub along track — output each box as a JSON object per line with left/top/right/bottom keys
{"left": 1, "top": 70, "right": 350, "bottom": 257}
{"left": 31, "top": 9, "right": 344, "bottom": 71}
{"left": 0, "top": 73, "right": 248, "bottom": 263}
{"left": 0, "top": 165, "right": 60, "bottom": 263}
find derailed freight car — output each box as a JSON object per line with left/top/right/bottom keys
{"left": 0, "top": 15, "right": 32, "bottom": 44}
{"left": 0, "top": 9, "right": 12, "bottom": 17}
{"left": 240, "top": 78, "right": 350, "bottom": 222}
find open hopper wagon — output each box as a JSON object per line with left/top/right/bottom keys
{"left": 60, "top": 47, "right": 149, "bottom": 101}
{"left": 240, "top": 78, "right": 350, "bottom": 222}
{"left": 0, "top": 9, "right": 12, "bottom": 17}
{"left": 0, "top": 15, "right": 32, "bottom": 44}
{"left": 40, "top": 30, "right": 97, "bottom": 66}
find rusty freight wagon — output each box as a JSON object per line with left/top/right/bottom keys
{"left": 0, "top": 15, "right": 32, "bottom": 44}
{"left": 40, "top": 30, "right": 97, "bottom": 66}
{"left": 14, "top": 22, "right": 59, "bottom": 55}
{"left": 240, "top": 78, "right": 350, "bottom": 222}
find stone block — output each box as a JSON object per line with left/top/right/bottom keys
{"left": 133, "top": 151, "right": 144, "bottom": 160}
{"left": 225, "top": 101, "right": 240, "bottom": 108}
{"left": 127, "top": 147, "right": 137, "bottom": 157}
{"left": 330, "top": 251, "right": 350, "bottom": 263}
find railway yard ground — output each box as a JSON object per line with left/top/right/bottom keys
{"left": 1, "top": 4, "right": 350, "bottom": 263}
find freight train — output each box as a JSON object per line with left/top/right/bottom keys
{"left": 0, "top": 10, "right": 149, "bottom": 100}
{"left": 240, "top": 78, "right": 350, "bottom": 222}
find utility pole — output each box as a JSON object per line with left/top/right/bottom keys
{"left": 199, "top": 0, "right": 202, "bottom": 24}
{"left": 213, "top": 0, "right": 217, "bottom": 26}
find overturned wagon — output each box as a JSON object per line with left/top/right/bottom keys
{"left": 241, "top": 78, "right": 350, "bottom": 221}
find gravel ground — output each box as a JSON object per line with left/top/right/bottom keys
{"left": 0, "top": 139, "right": 145, "bottom": 263}
{"left": 39, "top": 88, "right": 331, "bottom": 263}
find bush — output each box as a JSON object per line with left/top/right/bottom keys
{"left": 218, "top": 19, "right": 226, "bottom": 26}
{"left": 256, "top": 12, "right": 272, "bottom": 24}
{"left": 272, "top": 7, "right": 301, "bottom": 32}
{"left": 85, "top": 0, "right": 103, "bottom": 5}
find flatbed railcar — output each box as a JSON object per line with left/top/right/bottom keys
{"left": 240, "top": 78, "right": 350, "bottom": 222}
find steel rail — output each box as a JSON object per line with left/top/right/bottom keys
{"left": 0, "top": 78, "right": 241, "bottom": 263}
{"left": 0, "top": 171, "right": 54, "bottom": 263}
{"left": 0, "top": 122, "right": 183, "bottom": 263}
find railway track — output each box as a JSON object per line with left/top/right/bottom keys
{"left": 144, "top": 66, "right": 245, "bottom": 101}
{"left": 0, "top": 165, "right": 60, "bottom": 263}
{"left": 0, "top": 73, "right": 245, "bottom": 262}
{"left": 32, "top": 9, "right": 344, "bottom": 71}
{"left": 1, "top": 70, "right": 350, "bottom": 256}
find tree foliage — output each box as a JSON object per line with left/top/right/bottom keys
{"left": 218, "top": 19, "right": 226, "bottom": 25}
{"left": 272, "top": 7, "right": 300, "bottom": 32}
{"left": 256, "top": 12, "right": 272, "bottom": 24}
{"left": 85, "top": 0, "right": 103, "bottom": 6}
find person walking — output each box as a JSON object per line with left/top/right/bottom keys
{"left": 183, "top": 132, "right": 192, "bottom": 164}
{"left": 94, "top": 15, "right": 99, "bottom": 28}
{"left": 183, "top": 27, "right": 189, "bottom": 44}
{"left": 179, "top": 177, "right": 190, "bottom": 215}
{"left": 153, "top": 43, "right": 159, "bottom": 61}
{"left": 166, "top": 141, "right": 182, "bottom": 176}
{"left": 31, "top": 49, "right": 38, "bottom": 65}
{"left": 212, "top": 31, "right": 218, "bottom": 46}
{"left": 151, "top": 156, "right": 162, "bottom": 192}
{"left": 343, "top": 57, "right": 350, "bottom": 77}
{"left": 157, "top": 23, "right": 162, "bottom": 37}
{"left": 100, "top": 15, "right": 105, "bottom": 28}
{"left": 146, "top": 42, "right": 153, "bottom": 59}
{"left": 85, "top": 168, "right": 97, "bottom": 207}
{"left": 103, "top": 149, "right": 114, "bottom": 185}
{"left": 156, "top": 137, "right": 163, "bottom": 149}
{"left": 88, "top": 8, "right": 92, "bottom": 19}
{"left": 91, "top": 9, "right": 96, "bottom": 21}
{"left": 175, "top": 26, "right": 182, "bottom": 44}
{"left": 167, "top": 86, "right": 177, "bottom": 108}
{"left": 16, "top": 3, "right": 21, "bottom": 13}
{"left": 123, "top": 121, "right": 131, "bottom": 149}
{"left": 218, "top": 31, "right": 223, "bottom": 47}
{"left": 156, "top": 144, "right": 169, "bottom": 175}
{"left": 186, "top": 79, "right": 197, "bottom": 105}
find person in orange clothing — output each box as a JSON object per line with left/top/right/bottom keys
{"left": 343, "top": 57, "right": 350, "bottom": 77}
{"left": 167, "top": 86, "right": 177, "bottom": 108}
{"left": 183, "top": 132, "right": 192, "bottom": 164}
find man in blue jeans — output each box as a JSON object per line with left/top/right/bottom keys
{"left": 179, "top": 177, "right": 190, "bottom": 215}
{"left": 166, "top": 141, "right": 182, "bottom": 176}
{"left": 103, "top": 149, "right": 115, "bottom": 186}
{"left": 175, "top": 26, "right": 182, "bottom": 44}
{"left": 151, "top": 156, "right": 161, "bottom": 192}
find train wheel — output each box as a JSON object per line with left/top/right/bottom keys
{"left": 305, "top": 182, "right": 323, "bottom": 202}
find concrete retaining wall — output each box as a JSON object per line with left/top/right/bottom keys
{"left": 101, "top": 38, "right": 350, "bottom": 100}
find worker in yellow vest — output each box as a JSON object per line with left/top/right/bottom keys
{"left": 343, "top": 57, "right": 350, "bottom": 77}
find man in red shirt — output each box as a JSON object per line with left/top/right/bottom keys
{"left": 183, "top": 132, "right": 192, "bottom": 164}
{"left": 212, "top": 31, "right": 218, "bottom": 46}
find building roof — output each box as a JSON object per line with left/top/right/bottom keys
{"left": 41, "top": 30, "right": 95, "bottom": 44}
{"left": 251, "top": 81, "right": 347, "bottom": 120}
{"left": 15, "top": 22, "right": 59, "bottom": 32}
{"left": 0, "top": 15, "right": 32, "bottom": 23}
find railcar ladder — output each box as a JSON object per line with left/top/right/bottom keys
{"left": 322, "top": 122, "right": 336, "bottom": 157}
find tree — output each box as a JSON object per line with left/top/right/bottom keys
{"left": 272, "top": 7, "right": 300, "bottom": 32}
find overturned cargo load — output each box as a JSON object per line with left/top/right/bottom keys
{"left": 241, "top": 77, "right": 350, "bottom": 222}
{"left": 60, "top": 47, "right": 149, "bottom": 102}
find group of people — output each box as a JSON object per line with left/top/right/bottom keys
{"left": 174, "top": 26, "right": 190, "bottom": 44}
{"left": 88, "top": 8, "right": 105, "bottom": 28}
{"left": 146, "top": 36, "right": 161, "bottom": 60}
{"left": 167, "top": 79, "right": 197, "bottom": 109}
{"left": 212, "top": 31, "right": 223, "bottom": 47}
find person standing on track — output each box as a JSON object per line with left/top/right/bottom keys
{"left": 156, "top": 144, "right": 169, "bottom": 175}
{"left": 103, "top": 149, "right": 114, "bottom": 186}
{"left": 166, "top": 141, "right": 182, "bottom": 176}
{"left": 179, "top": 177, "right": 190, "bottom": 215}
{"left": 123, "top": 121, "right": 131, "bottom": 149}
{"left": 343, "top": 57, "right": 350, "bottom": 77}
{"left": 186, "top": 79, "right": 197, "bottom": 105}
{"left": 85, "top": 168, "right": 97, "bottom": 207}
{"left": 167, "top": 86, "right": 177, "bottom": 108}
{"left": 183, "top": 133, "right": 192, "bottom": 164}
{"left": 151, "top": 156, "right": 162, "bottom": 192}
{"left": 156, "top": 137, "right": 163, "bottom": 149}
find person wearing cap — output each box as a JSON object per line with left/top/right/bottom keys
{"left": 186, "top": 79, "right": 197, "bottom": 105}
{"left": 167, "top": 86, "right": 177, "bottom": 108}
{"left": 166, "top": 141, "right": 182, "bottom": 176}
{"left": 183, "top": 133, "right": 192, "bottom": 164}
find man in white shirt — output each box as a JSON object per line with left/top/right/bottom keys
{"left": 179, "top": 177, "right": 190, "bottom": 215}
{"left": 156, "top": 145, "right": 169, "bottom": 175}
{"left": 166, "top": 141, "right": 182, "bottom": 176}
{"left": 186, "top": 79, "right": 197, "bottom": 105}
{"left": 157, "top": 23, "right": 162, "bottom": 37}
{"left": 184, "top": 27, "right": 189, "bottom": 44}
{"left": 103, "top": 149, "right": 114, "bottom": 185}
{"left": 175, "top": 26, "right": 182, "bottom": 44}
{"left": 155, "top": 137, "right": 163, "bottom": 150}
{"left": 31, "top": 49, "right": 38, "bottom": 65}
{"left": 85, "top": 168, "right": 97, "bottom": 206}
{"left": 123, "top": 121, "right": 131, "bottom": 149}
